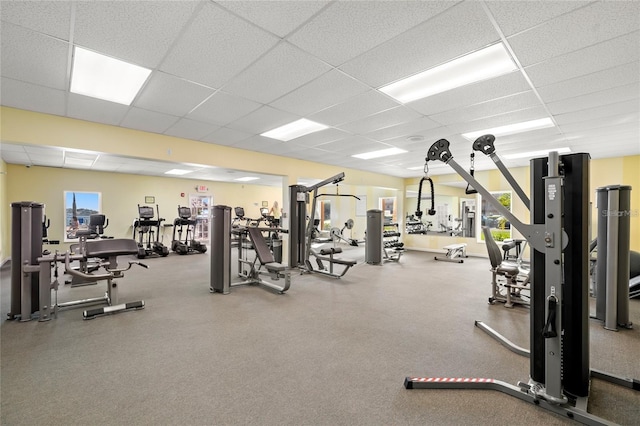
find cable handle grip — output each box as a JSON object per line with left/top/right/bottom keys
{"left": 542, "top": 295, "right": 558, "bottom": 338}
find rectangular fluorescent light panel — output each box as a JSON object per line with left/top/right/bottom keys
{"left": 379, "top": 43, "right": 517, "bottom": 103}
{"left": 352, "top": 147, "right": 407, "bottom": 160}
{"left": 503, "top": 147, "right": 571, "bottom": 160}
{"left": 235, "top": 177, "right": 260, "bottom": 182}
{"left": 70, "top": 47, "right": 152, "bottom": 105}
{"left": 461, "top": 117, "right": 555, "bottom": 141}
{"left": 165, "top": 169, "right": 193, "bottom": 176}
{"left": 261, "top": 119, "right": 328, "bottom": 141}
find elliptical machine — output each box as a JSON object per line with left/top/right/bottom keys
{"left": 133, "top": 205, "right": 169, "bottom": 259}
{"left": 171, "top": 206, "right": 207, "bottom": 255}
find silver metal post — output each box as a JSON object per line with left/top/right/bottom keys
{"left": 604, "top": 189, "right": 619, "bottom": 331}
{"left": 543, "top": 151, "right": 565, "bottom": 403}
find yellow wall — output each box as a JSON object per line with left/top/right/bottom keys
{"left": 0, "top": 158, "right": 7, "bottom": 263}
{"left": 4, "top": 164, "right": 282, "bottom": 252}
{"left": 403, "top": 156, "right": 640, "bottom": 256}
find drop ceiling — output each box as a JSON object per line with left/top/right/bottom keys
{"left": 1, "top": 1, "right": 638, "bottom": 182}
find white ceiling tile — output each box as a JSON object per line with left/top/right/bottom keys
{"left": 23, "top": 145, "right": 62, "bottom": 156}
{"left": 554, "top": 99, "right": 639, "bottom": 126}
{"left": 216, "top": 1, "right": 329, "bottom": 38}
{"left": 66, "top": 93, "right": 130, "bottom": 126}
{"left": 338, "top": 106, "right": 422, "bottom": 135}
{"left": 187, "top": 91, "right": 261, "bottom": 126}
{"left": 486, "top": 0, "right": 591, "bottom": 37}
{"left": 288, "top": 1, "right": 458, "bottom": 66}
{"left": 537, "top": 62, "right": 640, "bottom": 104}
{"left": 558, "top": 112, "right": 639, "bottom": 133}
{"left": 1, "top": 23, "right": 69, "bottom": 90}
{"left": 507, "top": 2, "right": 640, "bottom": 67}
{"left": 160, "top": 2, "right": 279, "bottom": 88}
{"left": 289, "top": 128, "right": 351, "bottom": 147}
{"left": 226, "top": 106, "right": 299, "bottom": 135}
{"left": 308, "top": 90, "right": 399, "bottom": 127}
{"left": 223, "top": 42, "right": 332, "bottom": 104}
{"left": 27, "top": 154, "right": 64, "bottom": 167}
{"left": 134, "top": 72, "right": 215, "bottom": 117}
{"left": 231, "top": 135, "right": 283, "bottom": 152}
{"left": 269, "top": 70, "right": 370, "bottom": 116}
{"left": 0, "top": 143, "right": 26, "bottom": 153}
{"left": 429, "top": 91, "right": 542, "bottom": 126}
{"left": 339, "top": 2, "right": 500, "bottom": 87}
{"left": 364, "top": 117, "right": 442, "bottom": 142}
{"left": 546, "top": 83, "right": 639, "bottom": 115}
{"left": 200, "top": 127, "right": 252, "bottom": 146}
{"left": 74, "top": 1, "right": 199, "bottom": 68}
{"left": 525, "top": 32, "right": 640, "bottom": 87}
{"left": 409, "top": 71, "right": 531, "bottom": 116}
{"left": 1, "top": 151, "right": 30, "bottom": 164}
{"left": 164, "top": 118, "right": 220, "bottom": 141}
{"left": 1, "top": 78, "right": 66, "bottom": 116}
{"left": 445, "top": 106, "right": 550, "bottom": 135}
{"left": 120, "top": 107, "right": 180, "bottom": 134}
{"left": 0, "top": 1, "right": 72, "bottom": 40}
{"left": 316, "top": 136, "right": 390, "bottom": 155}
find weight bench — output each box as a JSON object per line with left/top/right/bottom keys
{"left": 63, "top": 238, "right": 147, "bottom": 319}
{"left": 434, "top": 243, "right": 468, "bottom": 263}
{"left": 234, "top": 227, "right": 290, "bottom": 293}
{"left": 309, "top": 246, "right": 357, "bottom": 278}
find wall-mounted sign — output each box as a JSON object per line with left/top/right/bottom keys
{"left": 196, "top": 185, "right": 208, "bottom": 193}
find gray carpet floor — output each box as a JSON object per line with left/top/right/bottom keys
{"left": 2, "top": 246, "right": 639, "bottom": 425}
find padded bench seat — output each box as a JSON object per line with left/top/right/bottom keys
{"left": 315, "top": 247, "right": 356, "bottom": 266}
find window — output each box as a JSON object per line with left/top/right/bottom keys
{"left": 478, "top": 191, "right": 512, "bottom": 242}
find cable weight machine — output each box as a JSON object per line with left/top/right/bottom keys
{"left": 404, "top": 135, "right": 639, "bottom": 425}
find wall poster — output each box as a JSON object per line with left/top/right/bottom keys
{"left": 64, "top": 191, "right": 102, "bottom": 242}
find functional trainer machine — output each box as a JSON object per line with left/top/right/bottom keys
{"left": 133, "top": 204, "right": 170, "bottom": 258}
{"left": 9, "top": 202, "right": 147, "bottom": 321}
{"left": 288, "top": 173, "right": 357, "bottom": 278}
{"left": 171, "top": 206, "right": 207, "bottom": 255}
{"left": 404, "top": 136, "right": 639, "bottom": 425}
{"left": 210, "top": 205, "right": 290, "bottom": 294}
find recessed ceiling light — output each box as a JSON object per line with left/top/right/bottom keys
{"left": 461, "top": 117, "right": 555, "bottom": 140}
{"left": 379, "top": 43, "right": 517, "bottom": 103}
{"left": 70, "top": 46, "right": 151, "bottom": 105}
{"left": 261, "top": 119, "right": 328, "bottom": 141}
{"left": 503, "top": 147, "right": 571, "bottom": 160}
{"left": 406, "top": 135, "right": 424, "bottom": 142}
{"left": 352, "top": 147, "right": 407, "bottom": 160}
{"left": 165, "top": 169, "right": 193, "bottom": 175}
{"left": 235, "top": 177, "right": 260, "bottom": 182}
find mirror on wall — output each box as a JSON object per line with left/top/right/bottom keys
{"left": 405, "top": 183, "right": 476, "bottom": 238}
{"left": 379, "top": 197, "right": 397, "bottom": 224}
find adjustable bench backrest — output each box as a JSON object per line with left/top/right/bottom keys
{"left": 246, "top": 227, "right": 275, "bottom": 265}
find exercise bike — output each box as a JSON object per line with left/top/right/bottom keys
{"left": 171, "top": 206, "right": 207, "bottom": 255}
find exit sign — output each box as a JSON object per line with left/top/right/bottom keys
{"left": 196, "top": 185, "right": 208, "bottom": 193}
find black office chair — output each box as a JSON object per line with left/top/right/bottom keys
{"left": 482, "top": 226, "right": 529, "bottom": 308}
